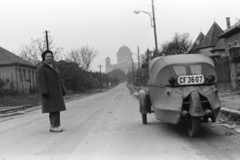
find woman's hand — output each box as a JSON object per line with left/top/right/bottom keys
{"left": 42, "top": 94, "right": 49, "bottom": 98}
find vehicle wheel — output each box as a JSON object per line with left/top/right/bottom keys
{"left": 142, "top": 114, "right": 147, "bottom": 124}
{"left": 187, "top": 116, "right": 200, "bottom": 137}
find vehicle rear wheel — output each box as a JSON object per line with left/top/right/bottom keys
{"left": 187, "top": 116, "right": 200, "bottom": 137}
{"left": 142, "top": 114, "right": 147, "bottom": 124}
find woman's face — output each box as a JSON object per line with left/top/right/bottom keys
{"left": 45, "top": 53, "right": 53, "bottom": 64}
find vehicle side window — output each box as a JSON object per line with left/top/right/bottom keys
{"left": 190, "top": 65, "right": 202, "bottom": 75}
{"left": 173, "top": 66, "right": 186, "bottom": 76}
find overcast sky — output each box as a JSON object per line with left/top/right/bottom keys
{"left": 1, "top": 0, "right": 240, "bottom": 72}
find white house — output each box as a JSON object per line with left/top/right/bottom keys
{"left": 0, "top": 46, "right": 37, "bottom": 91}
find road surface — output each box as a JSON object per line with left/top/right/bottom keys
{"left": 0, "top": 83, "right": 240, "bottom": 160}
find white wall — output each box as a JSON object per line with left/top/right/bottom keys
{"left": 0, "top": 66, "right": 16, "bottom": 81}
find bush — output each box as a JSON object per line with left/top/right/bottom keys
{"left": 0, "top": 93, "right": 40, "bottom": 107}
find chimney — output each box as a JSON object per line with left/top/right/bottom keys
{"left": 226, "top": 17, "right": 231, "bottom": 29}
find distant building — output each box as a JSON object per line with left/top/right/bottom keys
{"left": 189, "top": 17, "right": 240, "bottom": 90}
{"left": 0, "top": 46, "right": 37, "bottom": 91}
{"left": 105, "top": 45, "right": 139, "bottom": 73}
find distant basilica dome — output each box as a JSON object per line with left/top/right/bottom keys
{"left": 105, "top": 45, "right": 138, "bottom": 73}
{"left": 116, "top": 45, "right": 132, "bottom": 63}
{"left": 117, "top": 45, "right": 131, "bottom": 55}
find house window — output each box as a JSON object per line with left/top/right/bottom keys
{"left": 32, "top": 70, "right": 35, "bottom": 85}
{"left": 234, "top": 41, "right": 238, "bottom": 46}
{"left": 228, "top": 43, "right": 232, "bottom": 48}
{"left": 28, "top": 70, "right": 31, "bottom": 83}
{"left": 18, "top": 68, "right": 22, "bottom": 82}
{"left": 23, "top": 69, "right": 26, "bottom": 81}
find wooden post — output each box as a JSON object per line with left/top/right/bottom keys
{"left": 45, "top": 31, "right": 49, "bottom": 50}
{"left": 99, "top": 65, "right": 102, "bottom": 91}
{"left": 132, "top": 59, "right": 135, "bottom": 85}
{"left": 137, "top": 46, "right": 140, "bottom": 89}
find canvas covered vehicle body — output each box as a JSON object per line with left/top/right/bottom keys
{"left": 139, "top": 54, "right": 221, "bottom": 137}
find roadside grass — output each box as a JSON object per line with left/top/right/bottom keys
{"left": 0, "top": 86, "right": 115, "bottom": 107}
{"left": 0, "top": 93, "right": 41, "bottom": 107}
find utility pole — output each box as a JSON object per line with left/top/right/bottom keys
{"left": 99, "top": 65, "right": 102, "bottom": 91}
{"left": 45, "top": 31, "right": 49, "bottom": 50}
{"left": 132, "top": 59, "right": 135, "bottom": 86}
{"left": 152, "top": 0, "right": 158, "bottom": 57}
{"left": 137, "top": 46, "right": 141, "bottom": 89}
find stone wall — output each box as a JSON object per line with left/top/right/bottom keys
{"left": 230, "top": 63, "right": 240, "bottom": 89}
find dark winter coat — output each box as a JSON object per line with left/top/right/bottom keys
{"left": 37, "top": 61, "right": 67, "bottom": 113}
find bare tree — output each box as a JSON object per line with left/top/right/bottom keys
{"left": 160, "top": 32, "right": 192, "bottom": 56}
{"left": 67, "top": 45, "right": 98, "bottom": 71}
{"left": 19, "top": 36, "right": 63, "bottom": 65}
{"left": 19, "top": 38, "right": 42, "bottom": 66}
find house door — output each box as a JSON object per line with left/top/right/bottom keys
{"left": 214, "top": 56, "right": 231, "bottom": 91}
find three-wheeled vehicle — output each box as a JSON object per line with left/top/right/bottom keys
{"left": 139, "top": 54, "right": 221, "bottom": 137}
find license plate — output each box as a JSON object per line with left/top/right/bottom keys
{"left": 177, "top": 75, "right": 205, "bottom": 85}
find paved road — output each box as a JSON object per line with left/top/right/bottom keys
{"left": 1, "top": 83, "right": 240, "bottom": 160}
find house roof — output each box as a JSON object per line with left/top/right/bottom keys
{"left": 218, "top": 21, "right": 240, "bottom": 38}
{"left": 198, "top": 22, "right": 223, "bottom": 49}
{"left": 211, "top": 38, "right": 226, "bottom": 52}
{"left": 0, "top": 46, "right": 37, "bottom": 68}
{"left": 188, "top": 32, "right": 205, "bottom": 53}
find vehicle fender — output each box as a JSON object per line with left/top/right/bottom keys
{"left": 204, "top": 86, "right": 221, "bottom": 121}
{"left": 149, "top": 86, "right": 183, "bottom": 124}
{"left": 189, "top": 91, "right": 205, "bottom": 117}
{"left": 139, "top": 90, "right": 151, "bottom": 114}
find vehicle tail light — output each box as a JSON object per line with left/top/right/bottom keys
{"left": 206, "top": 75, "right": 215, "bottom": 83}
{"left": 204, "top": 109, "right": 212, "bottom": 116}
{"left": 181, "top": 110, "right": 189, "bottom": 118}
{"left": 168, "top": 77, "right": 175, "bottom": 86}
{"left": 213, "top": 88, "right": 218, "bottom": 93}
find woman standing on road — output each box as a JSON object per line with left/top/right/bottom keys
{"left": 37, "top": 50, "right": 67, "bottom": 132}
